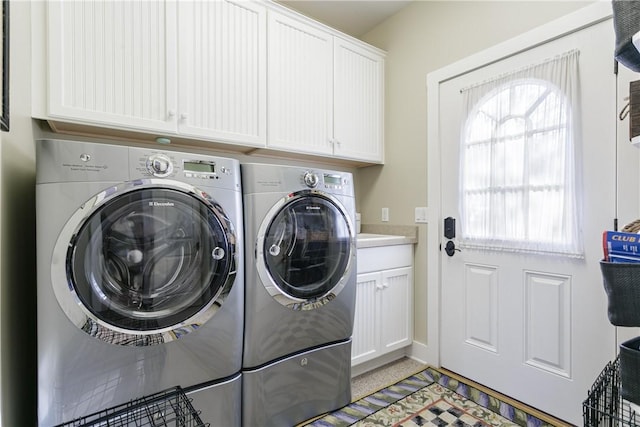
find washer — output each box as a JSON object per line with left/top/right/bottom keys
{"left": 36, "top": 139, "right": 244, "bottom": 426}
{"left": 241, "top": 163, "right": 357, "bottom": 426}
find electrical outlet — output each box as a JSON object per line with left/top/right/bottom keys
{"left": 381, "top": 207, "right": 389, "bottom": 222}
{"left": 415, "top": 207, "right": 428, "bottom": 223}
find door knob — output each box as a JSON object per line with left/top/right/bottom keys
{"left": 445, "top": 240, "right": 461, "bottom": 257}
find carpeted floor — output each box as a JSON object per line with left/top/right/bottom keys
{"left": 351, "top": 358, "right": 426, "bottom": 401}
{"left": 301, "top": 364, "right": 572, "bottom": 427}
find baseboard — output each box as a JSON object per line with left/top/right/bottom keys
{"left": 408, "top": 341, "right": 430, "bottom": 365}
{"left": 351, "top": 348, "right": 409, "bottom": 377}
{"left": 350, "top": 341, "right": 437, "bottom": 378}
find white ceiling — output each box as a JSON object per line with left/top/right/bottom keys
{"left": 275, "top": 0, "right": 413, "bottom": 38}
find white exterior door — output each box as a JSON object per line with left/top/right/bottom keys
{"left": 438, "top": 16, "right": 615, "bottom": 425}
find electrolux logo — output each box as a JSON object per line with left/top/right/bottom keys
{"left": 149, "top": 201, "right": 175, "bottom": 207}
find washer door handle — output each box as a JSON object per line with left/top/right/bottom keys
{"left": 212, "top": 247, "right": 226, "bottom": 260}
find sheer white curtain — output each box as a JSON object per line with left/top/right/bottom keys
{"left": 459, "top": 49, "right": 583, "bottom": 257}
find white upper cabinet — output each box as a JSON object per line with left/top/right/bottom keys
{"left": 48, "top": 1, "right": 178, "bottom": 133}
{"left": 334, "top": 39, "right": 384, "bottom": 162}
{"left": 267, "top": 11, "right": 334, "bottom": 155}
{"left": 267, "top": 10, "right": 385, "bottom": 163}
{"left": 47, "top": 0, "right": 267, "bottom": 146}
{"left": 177, "top": 1, "right": 266, "bottom": 146}
{"left": 40, "top": 1, "right": 384, "bottom": 163}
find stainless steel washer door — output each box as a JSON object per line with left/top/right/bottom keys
{"left": 256, "top": 190, "right": 355, "bottom": 310}
{"left": 52, "top": 179, "right": 237, "bottom": 346}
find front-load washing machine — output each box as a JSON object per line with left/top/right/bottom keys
{"left": 241, "top": 163, "right": 357, "bottom": 426}
{"left": 36, "top": 139, "right": 244, "bottom": 426}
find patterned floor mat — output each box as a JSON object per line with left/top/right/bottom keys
{"left": 300, "top": 367, "right": 564, "bottom": 427}
{"left": 398, "top": 397, "right": 492, "bottom": 427}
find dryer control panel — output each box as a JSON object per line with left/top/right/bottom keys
{"left": 241, "top": 163, "right": 353, "bottom": 197}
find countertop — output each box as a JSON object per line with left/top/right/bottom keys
{"left": 356, "top": 224, "right": 418, "bottom": 248}
{"left": 356, "top": 232, "right": 417, "bottom": 249}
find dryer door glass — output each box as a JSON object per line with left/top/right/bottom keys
{"left": 69, "top": 188, "right": 235, "bottom": 332}
{"left": 264, "top": 195, "right": 351, "bottom": 299}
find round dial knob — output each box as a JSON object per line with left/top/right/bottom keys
{"left": 146, "top": 154, "right": 173, "bottom": 177}
{"left": 303, "top": 171, "right": 319, "bottom": 188}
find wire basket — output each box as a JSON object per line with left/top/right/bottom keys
{"left": 584, "top": 356, "right": 640, "bottom": 426}
{"left": 56, "top": 386, "right": 208, "bottom": 427}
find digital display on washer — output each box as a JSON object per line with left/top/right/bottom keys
{"left": 184, "top": 161, "right": 215, "bottom": 173}
{"left": 324, "top": 174, "right": 342, "bottom": 185}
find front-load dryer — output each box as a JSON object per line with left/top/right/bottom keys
{"left": 36, "top": 139, "right": 244, "bottom": 426}
{"left": 241, "top": 163, "right": 357, "bottom": 426}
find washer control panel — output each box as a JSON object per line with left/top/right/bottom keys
{"left": 322, "top": 172, "right": 347, "bottom": 190}
{"left": 301, "top": 170, "right": 350, "bottom": 191}
{"left": 183, "top": 160, "right": 219, "bottom": 180}
{"left": 303, "top": 171, "right": 319, "bottom": 188}
{"left": 146, "top": 154, "right": 173, "bottom": 177}
{"left": 143, "top": 153, "right": 223, "bottom": 180}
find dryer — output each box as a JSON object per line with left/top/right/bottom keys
{"left": 36, "top": 139, "right": 244, "bottom": 426}
{"left": 241, "top": 163, "right": 357, "bottom": 426}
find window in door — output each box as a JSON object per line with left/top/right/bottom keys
{"left": 459, "top": 50, "right": 583, "bottom": 257}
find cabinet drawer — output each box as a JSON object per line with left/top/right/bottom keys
{"left": 357, "top": 244, "right": 412, "bottom": 274}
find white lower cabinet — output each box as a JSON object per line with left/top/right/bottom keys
{"left": 352, "top": 245, "right": 413, "bottom": 366}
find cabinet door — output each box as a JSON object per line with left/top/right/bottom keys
{"left": 334, "top": 39, "right": 384, "bottom": 163}
{"left": 380, "top": 267, "right": 413, "bottom": 353}
{"left": 177, "top": 1, "right": 266, "bottom": 146}
{"left": 48, "top": 1, "right": 177, "bottom": 132}
{"left": 352, "top": 272, "right": 381, "bottom": 365}
{"left": 267, "top": 11, "right": 333, "bottom": 155}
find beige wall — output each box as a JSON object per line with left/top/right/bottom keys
{"left": 356, "top": 1, "right": 594, "bottom": 348}
{"left": 2, "top": 2, "right": 39, "bottom": 426}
